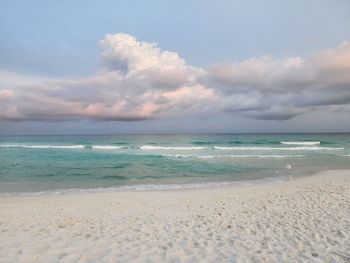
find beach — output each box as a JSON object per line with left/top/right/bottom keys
{"left": 0, "top": 170, "right": 349, "bottom": 262}
{"left": 2, "top": 0, "right": 350, "bottom": 261}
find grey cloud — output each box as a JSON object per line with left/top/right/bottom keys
{"left": 244, "top": 106, "right": 310, "bottom": 121}
{"left": 209, "top": 41, "right": 350, "bottom": 120}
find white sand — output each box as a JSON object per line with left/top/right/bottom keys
{"left": 0, "top": 170, "right": 349, "bottom": 263}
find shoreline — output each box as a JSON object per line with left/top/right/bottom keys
{"left": 0, "top": 168, "right": 327, "bottom": 198}
{"left": 0, "top": 168, "right": 342, "bottom": 198}
{"left": 0, "top": 175, "right": 293, "bottom": 198}
{"left": 1, "top": 170, "right": 349, "bottom": 262}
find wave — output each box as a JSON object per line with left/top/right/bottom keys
{"left": 192, "top": 141, "right": 222, "bottom": 145}
{"left": 1, "top": 177, "right": 287, "bottom": 197}
{"left": 192, "top": 141, "right": 280, "bottom": 145}
{"left": 100, "top": 175, "right": 128, "bottom": 180}
{"left": 0, "top": 144, "right": 85, "bottom": 149}
{"left": 213, "top": 146, "right": 343, "bottom": 151}
{"left": 140, "top": 145, "right": 342, "bottom": 151}
{"left": 140, "top": 145, "right": 208, "bottom": 150}
{"left": 161, "top": 154, "right": 307, "bottom": 159}
{"left": 162, "top": 154, "right": 193, "bottom": 158}
{"left": 92, "top": 145, "right": 124, "bottom": 150}
{"left": 197, "top": 154, "right": 307, "bottom": 159}
{"left": 0, "top": 144, "right": 343, "bottom": 152}
{"left": 336, "top": 154, "right": 350, "bottom": 157}
{"left": 280, "top": 141, "right": 320, "bottom": 145}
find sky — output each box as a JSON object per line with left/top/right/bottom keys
{"left": 0, "top": 0, "right": 350, "bottom": 134}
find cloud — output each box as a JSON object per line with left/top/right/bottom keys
{"left": 0, "top": 70, "right": 54, "bottom": 88}
{"left": 0, "top": 34, "right": 350, "bottom": 122}
{"left": 100, "top": 33, "right": 205, "bottom": 89}
{"left": 0, "top": 33, "right": 212, "bottom": 121}
{"left": 101, "top": 33, "right": 186, "bottom": 72}
{"left": 209, "top": 41, "right": 350, "bottom": 120}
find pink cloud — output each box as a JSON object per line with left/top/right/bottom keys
{"left": 1, "top": 34, "right": 350, "bottom": 122}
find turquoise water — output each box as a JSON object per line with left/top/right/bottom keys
{"left": 0, "top": 134, "right": 350, "bottom": 195}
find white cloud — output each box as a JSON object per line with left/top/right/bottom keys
{"left": 0, "top": 34, "right": 349, "bottom": 122}
{"left": 0, "top": 33, "right": 212, "bottom": 121}
{"left": 100, "top": 33, "right": 187, "bottom": 72}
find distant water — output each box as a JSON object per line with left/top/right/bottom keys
{"left": 1, "top": 134, "right": 350, "bottom": 195}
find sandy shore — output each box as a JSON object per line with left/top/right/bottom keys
{"left": 0, "top": 170, "right": 349, "bottom": 263}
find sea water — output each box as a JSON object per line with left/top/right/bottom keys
{"left": 0, "top": 133, "right": 349, "bottom": 195}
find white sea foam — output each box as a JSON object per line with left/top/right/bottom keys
{"left": 337, "top": 154, "right": 350, "bottom": 157}
{"left": 162, "top": 154, "right": 193, "bottom": 158}
{"left": 213, "top": 146, "right": 343, "bottom": 151}
{"left": 0, "top": 144, "right": 85, "bottom": 149}
{"left": 197, "top": 154, "right": 307, "bottom": 159}
{"left": 140, "top": 145, "right": 343, "bottom": 151}
{"left": 280, "top": 141, "right": 321, "bottom": 145}
{"left": 160, "top": 154, "right": 307, "bottom": 159}
{"left": 1, "top": 177, "right": 284, "bottom": 197}
{"left": 0, "top": 143, "right": 343, "bottom": 152}
{"left": 140, "top": 145, "right": 208, "bottom": 150}
{"left": 92, "top": 145, "right": 124, "bottom": 150}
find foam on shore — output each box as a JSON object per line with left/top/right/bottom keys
{"left": 280, "top": 141, "right": 321, "bottom": 145}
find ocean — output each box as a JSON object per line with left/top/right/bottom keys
{"left": 0, "top": 133, "right": 349, "bottom": 195}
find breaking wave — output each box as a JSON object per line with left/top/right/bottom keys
{"left": 213, "top": 146, "right": 343, "bottom": 151}
{"left": 280, "top": 141, "right": 321, "bottom": 145}
{"left": 0, "top": 144, "right": 85, "bottom": 149}
{"left": 139, "top": 145, "right": 208, "bottom": 150}
{"left": 92, "top": 145, "right": 125, "bottom": 150}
